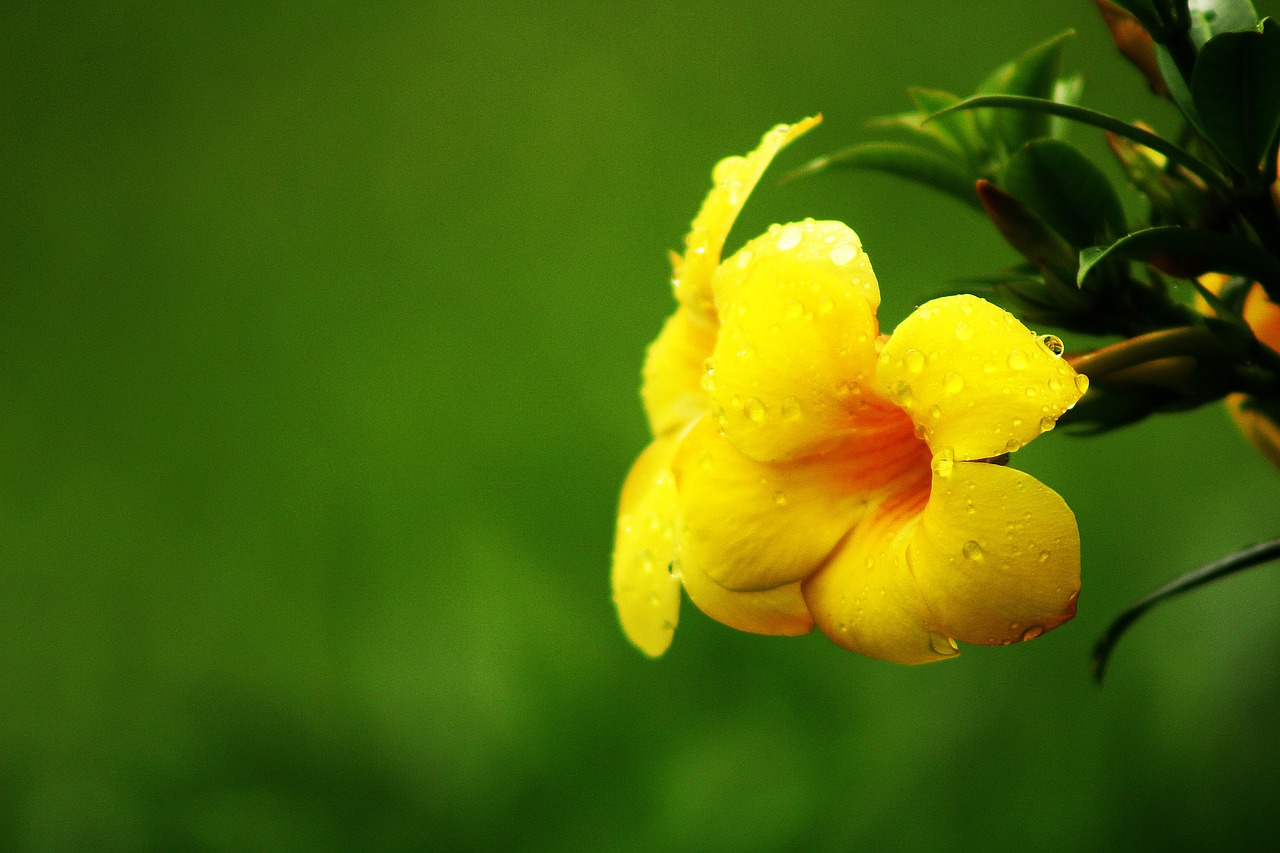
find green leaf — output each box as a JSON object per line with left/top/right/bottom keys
{"left": 865, "top": 112, "right": 964, "bottom": 159}
{"left": 1093, "top": 537, "right": 1280, "bottom": 683}
{"left": 1191, "top": 18, "right": 1280, "bottom": 177}
{"left": 907, "top": 88, "right": 986, "bottom": 163}
{"left": 931, "top": 94, "right": 1230, "bottom": 193}
{"left": 788, "top": 143, "right": 980, "bottom": 209}
{"left": 1003, "top": 139, "right": 1126, "bottom": 247}
{"left": 986, "top": 31, "right": 1075, "bottom": 150}
{"left": 1155, "top": 44, "right": 1203, "bottom": 129}
{"left": 1187, "top": 0, "right": 1259, "bottom": 47}
{"left": 1049, "top": 74, "right": 1085, "bottom": 139}
{"left": 1077, "top": 226, "right": 1280, "bottom": 299}
{"left": 975, "top": 180, "right": 1078, "bottom": 270}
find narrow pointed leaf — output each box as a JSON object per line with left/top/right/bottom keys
{"left": 1103, "top": 0, "right": 1163, "bottom": 33}
{"left": 1156, "top": 44, "right": 1203, "bottom": 128}
{"left": 1003, "top": 139, "right": 1126, "bottom": 247}
{"left": 865, "top": 112, "right": 964, "bottom": 158}
{"left": 1093, "top": 537, "right": 1280, "bottom": 682}
{"left": 1077, "top": 226, "right": 1280, "bottom": 300}
{"left": 932, "top": 95, "right": 1230, "bottom": 192}
{"left": 1191, "top": 18, "right": 1280, "bottom": 176}
{"left": 907, "top": 87, "right": 986, "bottom": 161}
{"left": 991, "top": 31, "right": 1075, "bottom": 148}
{"left": 789, "top": 143, "right": 980, "bottom": 208}
{"left": 976, "top": 180, "right": 1078, "bottom": 269}
{"left": 1050, "top": 74, "right": 1086, "bottom": 138}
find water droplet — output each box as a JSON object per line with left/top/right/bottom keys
{"left": 830, "top": 243, "right": 858, "bottom": 265}
{"left": 892, "top": 381, "right": 914, "bottom": 409}
{"left": 737, "top": 341, "right": 755, "bottom": 359}
{"left": 962, "top": 540, "right": 984, "bottom": 561}
{"left": 1021, "top": 624, "right": 1045, "bottom": 641}
{"left": 638, "top": 548, "right": 655, "bottom": 573}
{"left": 1007, "top": 349, "right": 1029, "bottom": 370}
{"left": 744, "top": 397, "right": 766, "bottom": 422}
{"left": 931, "top": 448, "right": 955, "bottom": 479}
{"left": 929, "top": 404, "right": 942, "bottom": 420}
{"left": 1048, "top": 376, "right": 1062, "bottom": 391}
{"left": 713, "top": 155, "right": 746, "bottom": 183}
{"left": 1038, "top": 550, "right": 1050, "bottom": 563}
{"left": 817, "top": 295, "right": 835, "bottom": 314}
{"left": 1006, "top": 438, "right": 1022, "bottom": 452}
{"left": 904, "top": 348, "right": 926, "bottom": 374}
{"left": 772, "top": 491, "right": 787, "bottom": 506}
{"left": 781, "top": 396, "right": 802, "bottom": 421}
{"left": 785, "top": 300, "right": 805, "bottom": 319}
{"left": 955, "top": 321, "right": 973, "bottom": 341}
{"left": 1039, "top": 416, "right": 1056, "bottom": 433}
{"left": 776, "top": 224, "right": 802, "bottom": 251}
{"left": 1075, "top": 374, "right": 1090, "bottom": 394}
{"left": 943, "top": 372, "right": 964, "bottom": 394}
{"left": 1038, "top": 334, "right": 1065, "bottom": 357}
{"left": 929, "top": 632, "right": 960, "bottom": 657}
{"left": 736, "top": 250, "right": 753, "bottom": 269}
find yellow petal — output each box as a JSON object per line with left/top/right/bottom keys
{"left": 908, "top": 461, "right": 1079, "bottom": 646}
{"left": 708, "top": 248, "right": 886, "bottom": 462}
{"left": 801, "top": 477, "right": 957, "bottom": 665}
{"left": 672, "top": 417, "right": 896, "bottom": 592}
{"left": 876, "top": 294, "right": 1084, "bottom": 461}
{"left": 1242, "top": 284, "right": 1280, "bottom": 355}
{"left": 641, "top": 306, "right": 717, "bottom": 438}
{"left": 678, "top": 551, "right": 814, "bottom": 637}
{"left": 674, "top": 117, "right": 822, "bottom": 319}
{"left": 611, "top": 438, "right": 683, "bottom": 657}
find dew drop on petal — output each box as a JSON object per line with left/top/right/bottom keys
{"left": 929, "top": 632, "right": 960, "bottom": 657}
{"left": 904, "top": 348, "right": 926, "bottom": 374}
{"left": 955, "top": 321, "right": 973, "bottom": 341}
{"left": 962, "top": 540, "right": 984, "bottom": 561}
{"left": 1021, "top": 624, "right": 1045, "bottom": 641}
{"left": 744, "top": 397, "right": 766, "bottom": 422}
{"left": 737, "top": 341, "right": 755, "bottom": 359}
{"left": 772, "top": 490, "right": 788, "bottom": 506}
{"left": 1038, "top": 550, "right": 1051, "bottom": 563}
{"left": 830, "top": 243, "right": 858, "bottom": 266}
{"left": 1039, "top": 416, "right": 1056, "bottom": 433}
{"left": 781, "top": 395, "right": 802, "bottom": 421}
{"left": 929, "top": 404, "right": 942, "bottom": 420}
{"left": 1006, "top": 438, "right": 1022, "bottom": 452}
{"left": 1038, "top": 334, "right": 1065, "bottom": 357}
{"left": 943, "top": 372, "right": 964, "bottom": 394}
{"left": 817, "top": 295, "right": 835, "bottom": 314}
{"left": 776, "top": 224, "right": 803, "bottom": 251}
{"left": 736, "top": 250, "right": 753, "bottom": 269}
{"left": 1048, "top": 376, "right": 1062, "bottom": 391}
{"left": 713, "top": 155, "right": 746, "bottom": 183}
{"left": 1007, "top": 349, "right": 1029, "bottom": 370}
{"left": 785, "top": 300, "right": 804, "bottom": 319}
{"left": 1075, "top": 374, "right": 1090, "bottom": 394}
{"left": 931, "top": 448, "right": 955, "bottom": 479}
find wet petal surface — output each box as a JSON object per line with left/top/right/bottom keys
{"left": 674, "top": 117, "right": 821, "bottom": 319}
{"left": 611, "top": 438, "right": 683, "bottom": 656}
{"left": 909, "top": 460, "right": 1079, "bottom": 646}
{"left": 709, "top": 245, "right": 886, "bottom": 463}
{"left": 641, "top": 306, "right": 716, "bottom": 438}
{"left": 877, "top": 295, "right": 1084, "bottom": 461}
{"left": 678, "top": 557, "right": 813, "bottom": 637}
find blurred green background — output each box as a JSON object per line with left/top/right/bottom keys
{"left": 4, "top": 1, "right": 1280, "bottom": 850}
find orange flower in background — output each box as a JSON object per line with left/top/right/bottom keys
{"left": 1203, "top": 274, "right": 1280, "bottom": 470}
{"left": 612, "top": 118, "right": 1087, "bottom": 664}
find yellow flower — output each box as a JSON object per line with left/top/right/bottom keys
{"left": 612, "top": 118, "right": 1087, "bottom": 664}
{"left": 1202, "top": 273, "right": 1280, "bottom": 470}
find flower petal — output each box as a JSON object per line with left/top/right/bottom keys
{"left": 678, "top": 557, "right": 814, "bottom": 637}
{"left": 611, "top": 438, "right": 683, "bottom": 657}
{"left": 1227, "top": 393, "right": 1280, "bottom": 471}
{"left": 908, "top": 461, "right": 1079, "bottom": 646}
{"left": 641, "top": 307, "right": 716, "bottom": 438}
{"left": 801, "top": 473, "right": 956, "bottom": 665}
{"left": 708, "top": 245, "right": 886, "bottom": 462}
{"left": 876, "top": 294, "right": 1084, "bottom": 461}
{"left": 673, "top": 117, "right": 822, "bottom": 319}
{"left": 672, "top": 417, "right": 891, "bottom": 592}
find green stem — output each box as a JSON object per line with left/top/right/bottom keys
{"left": 1093, "top": 537, "right": 1280, "bottom": 683}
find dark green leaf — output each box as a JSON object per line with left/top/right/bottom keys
{"left": 1187, "top": 0, "right": 1259, "bottom": 47}
{"left": 1003, "top": 139, "right": 1126, "bottom": 247}
{"left": 932, "top": 94, "right": 1230, "bottom": 192}
{"left": 1191, "top": 18, "right": 1280, "bottom": 176}
{"left": 1077, "top": 226, "right": 1280, "bottom": 299}
{"left": 1155, "top": 44, "right": 1203, "bottom": 128}
{"left": 976, "top": 180, "right": 1078, "bottom": 270}
{"left": 788, "top": 143, "right": 980, "bottom": 209}
{"left": 865, "top": 112, "right": 964, "bottom": 159}
{"left": 1093, "top": 537, "right": 1280, "bottom": 683}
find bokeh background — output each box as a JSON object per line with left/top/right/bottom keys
{"left": 5, "top": 1, "right": 1280, "bottom": 850}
